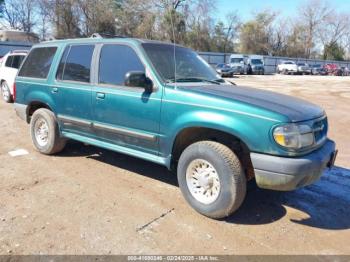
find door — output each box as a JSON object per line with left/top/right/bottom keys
{"left": 53, "top": 44, "right": 95, "bottom": 136}
{"left": 92, "top": 44, "right": 162, "bottom": 155}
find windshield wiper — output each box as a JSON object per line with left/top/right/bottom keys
{"left": 166, "top": 77, "right": 221, "bottom": 85}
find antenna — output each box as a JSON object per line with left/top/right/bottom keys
{"left": 169, "top": 2, "right": 177, "bottom": 88}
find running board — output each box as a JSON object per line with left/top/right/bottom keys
{"left": 61, "top": 132, "right": 171, "bottom": 168}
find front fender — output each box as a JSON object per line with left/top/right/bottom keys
{"left": 159, "top": 109, "right": 275, "bottom": 158}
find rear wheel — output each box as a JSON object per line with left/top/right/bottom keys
{"left": 30, "top": 108, "right": 66, "bottom": 155}
{"left": 1, "top": 81, "right": 12, "bottom": 103}
{"left": 177, "top": 141, "right": 246, "bottom": 219}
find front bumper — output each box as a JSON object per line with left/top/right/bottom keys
{"left": 250, "top": 139, "right": 336, "bottom": 191}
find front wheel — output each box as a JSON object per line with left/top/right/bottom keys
{"left": 30, "top": 108, "right": 67, "bottom": 155}
{"left": 177, "top": 141, "right": 246, "bottom": 219}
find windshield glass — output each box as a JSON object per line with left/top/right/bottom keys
{"left": 230, "top": 58, "right": 244, "bottom": 64}
{"left": 142, "top": 43, "right": 218, "bottom": 82}
{"left": 251, "top": 59, "right": 263, "bottom": 65}
{"left": 298, "top": 63, "right": 306, "bottom": 66}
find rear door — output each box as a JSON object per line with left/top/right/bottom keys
{"left": 53, "top": 44, "right": 95, "bottom": 136}
{"left": 91, "top": 43, "right": 162, "bottom": 155}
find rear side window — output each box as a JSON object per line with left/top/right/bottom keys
{"left": 5, "top": 56, "right": 14, "bottom": 67}
{"left": 56, "top": 45, "right": 94, "bottom": 83}
{"left": 11, "top": 55, "right": 25, "bottom": 69}
{"left": 18, "top": 47, "right": 57, "bottom": 78}
{"left": 99, "top": 44, "right": 145, "bottom": 86}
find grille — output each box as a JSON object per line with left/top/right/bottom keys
{"left": 313, "top": 117, "right": 328, "bottom": 144}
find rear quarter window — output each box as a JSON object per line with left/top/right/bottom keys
{"left": 18, "top": 47, "right": 57, "bottom": 79}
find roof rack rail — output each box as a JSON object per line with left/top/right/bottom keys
{"left": 91, "top": 33, "right": 126, "bottom": 39}
{"left": 10, "top": 50, "right": 29, "bottom": 54}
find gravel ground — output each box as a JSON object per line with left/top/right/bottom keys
{"left": 0, "top": 74, "right": 349, "bottom": 255}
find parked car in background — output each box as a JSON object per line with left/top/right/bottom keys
{"left": 246, "top": 55, "right": 265, "bottom": 75}
{"left": 277, "top": 61, "right": 298, "bottom": 75}
{"left": 324, "top": 64, "right": 343, "bottom": 76}
{"left": 340, "top": 66, "right": 350, "bottom": 76}
{"left": 311, "top": 64, "right": 327, "bottom": 75}
{"left": 0, "top": 50, "right": 28, "bottom": 103}
{"left": 229, "top": 54, "right": 247, "bottom": 74}
{"left": 297, "top": 62, "right": 311, "bottom": 75}
{"left": 215, "top": 63, "right": 234, "bottom": 77}
{"left": 14, "top": 37, "right": 337, "bottom": 219}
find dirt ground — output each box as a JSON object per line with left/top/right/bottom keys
{"left": 0, "top": 75, "right": 349, "bottom": 255}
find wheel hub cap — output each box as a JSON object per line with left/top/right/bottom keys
{"left": 2, "top": 85, "right": 9, "bottom": 100}
{"left": 34, "top": 119, "right": 49, "bottom": 147}
{"left": 186, "top": 159, "right": 221, "bottom": 205}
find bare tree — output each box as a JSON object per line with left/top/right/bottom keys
{"left": 298, "top": 0, "right": 333, "bottom": 58}
{"left": 78, "top": 0, "right": 116, "bottom": 36}
{"left": 318, "top": 12, "right": 350, "bottom": 48}
{"left": 1, "top": 0, "right": 37, "bottom": 32}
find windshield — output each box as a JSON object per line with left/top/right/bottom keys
{"left": 298, "top": 63, "right": 306, "bottom": 66}
{"left": 230, "top": 58, "right": 244, "bottom": 64}
{"left": 251, "top": 59, "right": 263, "bottom": 65}
{"left": 142, "top": 43, "right": 219, "bottom": 83}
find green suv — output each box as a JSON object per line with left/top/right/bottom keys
{"left": 14, "top": 37, "right": 337, "bottom": 219}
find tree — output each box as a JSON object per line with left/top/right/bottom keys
{"left": 185, "top": 0, "right": 216, "bottom": 51}
{"left": 318, "top": 12, "right": 350, "bottom": 59}
{"left": 298, "top": 0, "right": 333, "bottom": 58}
{"left": 52, "top": 0, "right": 81, "bottom": 38}
{"left": 1, "top": 0, "right": 37, "bottom": 32}
{"left": 239, "top": 11, "right": 276, "bottom": 55}
{"left": 78, "top": 0, "right": 116, "bottom": 36}
{"left": 323, "top": 42, "right": 345, "bottom": 60}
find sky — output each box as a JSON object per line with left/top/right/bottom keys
{"left": 215, "top": 0, "right": 350, "bottom": 22}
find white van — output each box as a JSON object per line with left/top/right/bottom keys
{"left": 229, "top": 54, "right": 248, "bottom": 74}
{"left": 247, "top": 55, "right": 265, "bottom": 75}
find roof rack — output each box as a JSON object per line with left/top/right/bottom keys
{"left": 91, "top": 33, "right": 126, "bottom": 39}
{"left": 10, "top": 50, "right": 29, "bottom": 54}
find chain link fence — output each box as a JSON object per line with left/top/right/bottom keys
{"left": 198, "top": 51, "right": 350, "bottom": 74}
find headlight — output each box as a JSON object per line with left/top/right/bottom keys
{"left": 273, "top": 124, "right": 314, "bottom": 149}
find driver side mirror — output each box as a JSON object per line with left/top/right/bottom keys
{"left": 125, "top": 71, "right": 153, "bottom": 93}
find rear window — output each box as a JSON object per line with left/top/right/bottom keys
{"left": 56, "top": 45, "right": 94, "bottom": 83}
{"left": 18, "top": 47, "right": 57, "bottom": 78}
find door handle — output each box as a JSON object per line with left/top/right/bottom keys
{"left": 96, "top": 92, "right": 105, "bottom": 99}
{"left": 52, "top": 87, "right": 58, "bottom": 93}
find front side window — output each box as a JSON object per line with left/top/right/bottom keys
{"left": 99, "top": 44, "right": 145, "bottom": 86}
{"left": 18, "top": 47, "right": 57, "bottom": 78}
{"left": 57, "top": 45, "right": 95, "bottom": 83}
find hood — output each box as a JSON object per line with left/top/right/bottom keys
{"left": 179, "top": 84, "right": 324, "bottom": 122}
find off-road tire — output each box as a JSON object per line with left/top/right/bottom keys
{"left": 30, "top": 108, "right": 66, "bottom": 155}
{"left": 177, "top": 141, "right": 247, "bottom": 219}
